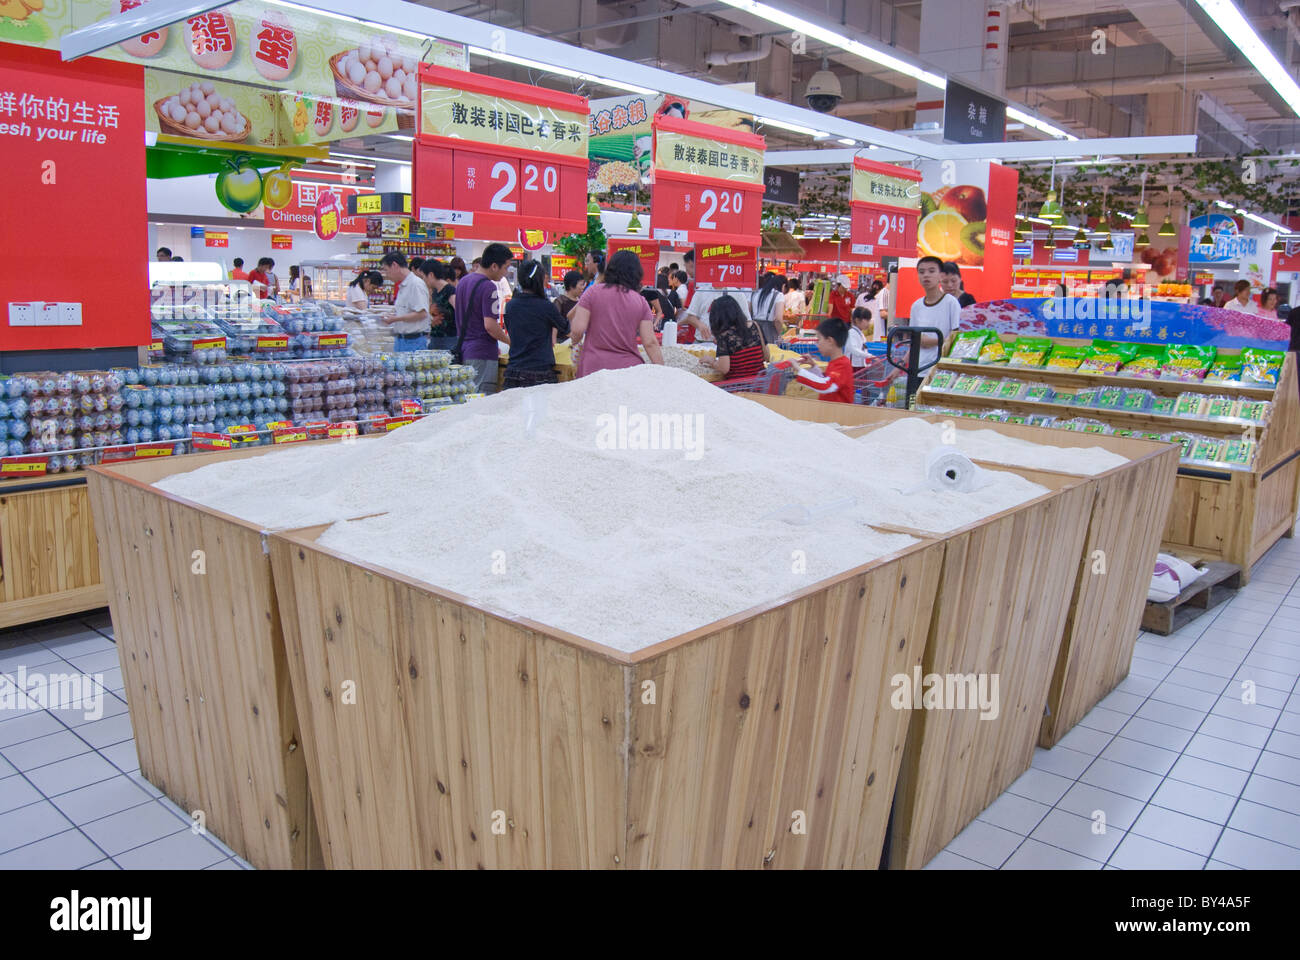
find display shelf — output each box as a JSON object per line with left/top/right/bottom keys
{"left": 920, "top": 336, "right": 1300, "bottom": 583}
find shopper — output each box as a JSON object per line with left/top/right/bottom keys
{"left": 449, "top": 257, "right": 468, "bottom": 282}
{"left": 454, "top": 243, "right": 513, "bottom": 392}
{"left": 1224, "top": 280, "right": 1256, "bottom": 314}
{"left": 1260, "top": 287, "right": 1281, "bottom": 318}
{"left": 784, "top": 278, "right": 806, "bottom": 325}
{"left": 1211, "top": 284, "right": 1228, "bottom": 308}
{"left": 749, "top": 272, "right": 786, "bottom": 346}
{"left": 569, "top": 249, "right": 664, "bottom": 376}
{"left": 288, "top": 264, "right": 312, "bottom": 299}
{"left": 906, "top": 256, "right": 962, "bottom": 369}
{"left": 584, "top": 249, "right": 606, "bottom": 287}
{"left": 829, "top": 275, "right": 854, "bottom": 323}
{"left": 794, "top": 318, "right": 854, "bottom": 403}
{"left": 701, "top": 294, "right": 765, "bottom": 381}
{"left": 345, "top": 269, "right": 382, "bottom": 310}
{"left": 854, "top": 282, "right": 874, "bottom": 312}
{"left": 156, "top": 247, "right": 172, "bottom": 262}
{"left": 247, "top": 257, "right": 275, "bottom": 297}
{"left": 379, "top": 251, "right": 432, "bottom": 352}
{"left": 940, "top": 262, "right": 977, "bottom": 307}
{"left": 554, "top": 270, "right": 584, "bottom": 320}
{"left": 409, "top": 256, "right": 425, "bottom": 273}
{"left": 417, "top": 260, "right": 457, "bottom": 346}
{"left": 667, "top": 269, "right": 688, "bottom": 310}
{"left": 503, "top": 260, "right": 569, "bottom": 389}
{"left": 678, "top": 280, "right": 754, "bottom": 343}
{"left": 230, "top": 257, "right": 249, "bottom": 282}
{"left": 643, "top": 284, "right": 677, "bottom": 331}
{"left": 847, "top": 307, "right": 873, "bottom": 369}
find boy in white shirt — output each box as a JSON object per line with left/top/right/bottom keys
{"left": 906, "top": 256, "right": 961, "bottom": 369}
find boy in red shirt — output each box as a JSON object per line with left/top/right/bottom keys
{"left": 795, "top": 318, "right": 855, "bottom": 403}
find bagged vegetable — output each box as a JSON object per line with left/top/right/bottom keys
{"left": 1205, "top": 358, "right": 1242, "bottom": 384}
{"left": 1159, "top": 344, "right": 1216, "bottom": 382}
{"left": 948, "top": 330, "right": 992, "bottom": 361}
{"left": 1045, "top": 345, "right": 1091, "bottom": 371}
{"left": 1240, "top": 348, "right": 1284, "bottom": 386}
{"left": 978, "top": 337, "right": 1008, "bottom": 365}
{"left": 1120, "top": 344, "right": 1168, "bottom": 379}
{"left": 1008, "top": 336, "right": 1052, "bottom": 367}
{"left": 1079, "top": 340, "right": 1139, "bottom": 375}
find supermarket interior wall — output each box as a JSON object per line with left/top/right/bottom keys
{"left": 146, "top": 222, "right": 362, "bottom": 277}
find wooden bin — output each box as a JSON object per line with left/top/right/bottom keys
{"left": 737, "top": 394, "right": 1176, "bottom": 864}
{"left": 87, "top": 449, "right": 326, "bottom": 870}
{"left": 269, "top": 526, "right": 946, "bottom": 868}
{"left": 0, "top": 474, "right": 106, "bottom": 629}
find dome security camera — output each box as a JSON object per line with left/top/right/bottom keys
{"left": 805, "top": 67, "right": 842, "bottom": 114}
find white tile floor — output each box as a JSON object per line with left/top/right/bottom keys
{"left": 2, "top": 534, "right": 1299, "bottom": 870}
{"left": 0, "top": 612, "right": 249, "bottom": 870}
{"left": 929, "top": 533, "right": 1300, "bottom": 871}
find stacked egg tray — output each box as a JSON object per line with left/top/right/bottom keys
{"left": 379, "top": 350, "right": 476, "bottom": 409}
{"left": 263, "top": 303, "right": 355, "bottom": 359}
{"left": 0, "top": 371, "right": 128, "bottom": 473}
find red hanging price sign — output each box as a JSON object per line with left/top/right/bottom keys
{"left": 607, "top": 239, "right": 661, "bottom": 284}
{"left": 849, "top": 158, "right": 922, "bottom": 259}
{"left": 695, "top": 242, "right": 758, "bottom": 287}
{"left": 414, "top": 65, "right": 589, "bottom": 238}
{"left": 650, "top": 114, "right": 764, "bottom": 247}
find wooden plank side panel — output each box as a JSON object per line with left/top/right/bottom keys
{"left": 1250, "top": 459, "right": 1300, "bottom": 565}
{"left": 626, "top": 543, "right": 944, "bottom": 869}
{"left": 890, "top": 484, "right": 1093, "bottom": 870}
{"left": 0, "top": 485, "right": 102, "bottom": 604}
{"left": 1041, "top": 447, "right": 1179, "bottom": 746}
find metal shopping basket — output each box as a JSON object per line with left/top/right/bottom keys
{"left": 854, "top": 353, "right": 904, "bottom": 407}
{"left": 715, "top": 363, "right": 799, "bottom": 395}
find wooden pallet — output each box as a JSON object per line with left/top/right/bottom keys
{"left": 1141, "top": 562, "right": 1243, "bottom": 636}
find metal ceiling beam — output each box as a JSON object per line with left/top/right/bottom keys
{"left": 768, "top": 135, "right": 1199, "bottom": 166}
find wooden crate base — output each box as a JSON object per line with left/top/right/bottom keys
{"left": 1141, "top": 562, "right": 1242, "bottom": 636}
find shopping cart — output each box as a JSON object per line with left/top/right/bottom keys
{"left": 715, "top": 363, "right": 799, "bottom": 395}
{"left": 854, "top": 354, "right": 904, "bottom": 407}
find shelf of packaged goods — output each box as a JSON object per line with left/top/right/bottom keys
{"left": 917, "top": 388, "right": 1267, "bottom": 435}
{"left": 933, "top": 360, "right": 1277, "bottom": 399}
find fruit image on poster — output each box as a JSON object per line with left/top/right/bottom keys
{"left": 918, "top": 183, "right": 988, "bottom": 265}
{"left": 215, "top": 155, "right": 264, "bottom": 213}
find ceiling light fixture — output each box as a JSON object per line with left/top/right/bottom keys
{"left": 756, "top": 115, "right": 831, "bottom": 138}
{"left": 1193, "top": 0, "right": 1300, "bottom": 117}
{"left": 468, "top": 45, "right": 657, "bottom": 97}
{"left": 1005, "top": 106, "right": 1078, "bottom": 141}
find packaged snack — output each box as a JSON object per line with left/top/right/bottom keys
{"left": 974, "top": 378, "right": 1001, "bottom": 397}
{"left": 977, "top": 337, "right": 1008, "bottom": 365}
{"left": 1079, "top": 340, "right": 1139, "bottom": 375}
{"left": 1026, "top": 414, "right": 1058, "bottom": 428}
{"left": 1119, "top": 389, "right": 1154, "bottom": 412}
{"left": 1022, "top": 382, "right": 1055, "bottom": 403}
{"left": 1237, "top": 399, "right": 1270, "bottom": 423}
{"left": 1050, "top": 389, "right": 1080, "bottom": 406}
{"left": 1240, "top": 348, "right": 1284, "bottom": 386}
{"left": 1191, "top": 437, "right": 1225, "bottom": 462}
{"left": 1081, "top": 420, "right": 1111, "bottom": 434}
{"left": 1204, "top": 358, "right": 1242, "bottom": 384}
{"left": 1007, "top": 336, "right": 1052, "bottom": 367}
{"left": 1071, "top": 387, "right": 1099, "bottom": 407}
{"left": 1045, "top": 344, "right": 1090, "bottom": 371}
{"left": 1112, "top": 428, "right": 1136, "bottom": 438}
{"left": 1223, "top": 438, "right": 1256, "bottom": 468}
{"left": 978, "top": 409, "right": 1011, "bottom": 422}
{"left": 1007, "top": 415, "right": 1027, "bottom": 424}
{"left": 930, "top": 370, "right": 957, "bottom": 391}
{"left": 1174, "top": 393, "right": 1204, "bottom": 418}
{"left": 996, "top": 378, "right": 1026, "bottom": 400}
{"left": 1120, "top": 344, "right": 1168, "bottom": 379}
{"left": 1094, "top": 385, "right": 1124, "bottom": 409}
{"left": 952, "top": 374, "right": 983, "bottom": 394}
{"left": 1167, "top": 433, "right": 1196, "bottom": 458}
{"left": 948, "top": 330, "right": 992, "bottom": 361}
{"left": 1159, "top": 344, "right": 1216, "bottom": 382}
{"left": 1206, "top": 396, "right": 1236, "bottom": 420}
{"left": 1152, "top": 395, "right": 1176, "bottom": 416}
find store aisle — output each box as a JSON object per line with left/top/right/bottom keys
{"left": 0, "top": 614, "right": 249, "bottom": 870}
{"left": 2, "top": 536, "right": 1298, "bottom": 870}
{"left": 931, "top": 537, "right": 1300, "bottom": 871}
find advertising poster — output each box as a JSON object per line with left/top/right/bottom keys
{"left": 587, "top": 91, "right": 659, "bottom": 193}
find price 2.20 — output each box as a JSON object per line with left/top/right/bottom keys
{"left": 697, "top": 188, "right": 744, "bottom": 230}
{"left": 487, "top": 160, "right": 559, "bottom": 212}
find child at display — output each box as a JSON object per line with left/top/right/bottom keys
{"left": 905, "top": 256, "right": 961, "bottom": 370}
{"left": 846, "top": 307, "right": 872, "bottom": 369}
{"left": 503, "top": 260, "right": 569, "bottom": 389}
{"left": 701, "top": 294, "right": 764, "bottom": 381}
{"left": 794, "top": 318, "right": 854, "bottom": 403}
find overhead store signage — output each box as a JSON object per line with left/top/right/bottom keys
{"left": 650, "top": 113, "right": 764, "bottom": 247}
{"left": 264, "top": 182, "right": 370, "bottom": 233}
{"left": 271, "top": 233, "right": 293, "bottom": 249}
{"left": 849, "top": 158, "right": 922, "bottom": 259}
{"left": 943, "top": 79, "right": 1006, "bottom": 145}
{"left": 607, "top": 239, "right": 661, "bottom": 283}
{"left": 1189, "top": 214, "right": 1259, "bottom": 264}
{"left": 550, "top": 254, "right": 578, "bottom": 282}
{"left": 695, "top": 243, "right": 757, "bottom": 287}
{"left": 762, "top": 167, "right": 800, "bottom": 206}
{"left": 348, "top": 192, "right": 411, "bottom": 216}
{"left": 204, "top": 231, "right": 229, "bottom": 247}
{"left": 414, "top": 64, "right": 589, "bottom": 236}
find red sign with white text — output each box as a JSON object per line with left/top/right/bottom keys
{"left": 413, "top": 65, "right": 589, "bottom": 238}
{"left": 849, "top": 157, "right": 922, "bottom": 259}
{"left": 271, "top": 233, "right": 293, "bottom": 249}
{"left": 695, "top": 242, "right": 757, "bottom": 287}
{"left": 263, "top": 181, "right": 370, "bottom": 234}
{"left": 607, "top": 238, "right": 661, "bottom": 283}
{"left": 650, "top": 114, "right": 765, "bottom": 248}
{"left": 0, "top": 44, "right": 148, "bottom": 350}
{"left": 204, "top": 231, "right": 228, "bottom": 248}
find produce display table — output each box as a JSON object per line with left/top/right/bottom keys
{"left": 737, "top": 395, "right": 1177, "bottom": 867}
{"left": 0, "top": 473, "right": 106, "bottom": 629}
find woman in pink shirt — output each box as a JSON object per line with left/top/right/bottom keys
{"left": 570, "top": 249, "right": 664, "bottom": 376}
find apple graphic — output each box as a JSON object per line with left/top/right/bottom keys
{"left": 262, "top": 163, "right": 296, "bottom": 210}
{"left": 215, "top": 155, "right": 264, "bottom": 214}
{"left": 940, "top": 185, "right": 987, "bottom": 224}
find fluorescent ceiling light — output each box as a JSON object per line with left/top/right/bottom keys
{"left": 837, "top": 138, "right": 856, "bottom": 146}
{"left": 1005, "top": 106, "right": 1078, "bottom": 140}
{"left": 387, "top": 134, "right": 414, "bottom": 142}
{"left": 468, "top": 45, "right": 657, "bottom": 96}
{"left": 1215, "top": 200, "right": 1234, "bottom": 208}
{"left": 757, "top": 115, "right": 829, "bottom": 138}
{"left": 331, "top": 151, "right": 411, "bottom": 166}
{"left": 1194, "top": 0, "right": 1300, "bottom": 117}
{"left": 715, "top": 0, "right": 946, "bottom": 88}
{"left": 266, "top": 0, "right": 426, "bottom": 41}
{"left": 1238, "top": 209, "right": 1288, "bottom": 232}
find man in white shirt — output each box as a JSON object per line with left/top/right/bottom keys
{"left": 905, "top": 256, "right": 961, "bottom": 370}
{"left": 379, "top": 251, "right": 431, "bottom": 351}
{"left": 1223, "top": 279, "right": 1258, "bottom": 314}
{"left": 678, "top": 286, "right": 753, "bottom": 342}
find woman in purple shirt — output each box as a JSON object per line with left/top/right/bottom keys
{"left": 570, "top": 250, "right": 664, "bottom": 376}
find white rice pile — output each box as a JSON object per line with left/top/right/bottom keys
{"left": 856, "top": 418, "right": 1129, "bottom": 476}
{"left": 155, "top": 366, "right": 1055, "bottom": 650}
